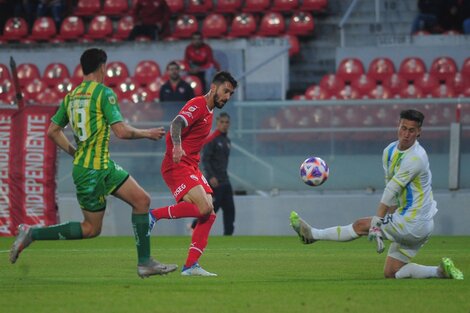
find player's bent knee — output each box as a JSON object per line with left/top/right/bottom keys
{"left": 384, "top": 269, "right": 397, "bottom": 279}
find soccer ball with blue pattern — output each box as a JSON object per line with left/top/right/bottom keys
{"left": 300, "top": 157, "right": 329, "bottom": 186}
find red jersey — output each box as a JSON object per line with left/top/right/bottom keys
{"left": 163, "top": 96, "right": 213, "bottom": 169}
{"left": 132, "top": 0, "right": 171, "bottom": 26}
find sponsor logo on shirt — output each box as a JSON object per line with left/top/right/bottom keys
{"left": 188, "top": 106, "right": 197, "bottom": 112}
{"left": 108, "top": 95, "right": 117, "bottom": 105}
{"left": 190, "top": 175, "right": 199, "bottom": 181}
{"left": 182, "top": 111, "right": 193, "bottom": 119}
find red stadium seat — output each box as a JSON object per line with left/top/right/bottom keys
{"left": 243, "top": 0, "right": 271, "bottom": 12}
{"left": 287, "top": 11, "right": 314, "bottom": 36}
{"left": 75, "top": 0, "right": 101, "bottom": 16}
{"left": 431, "top": 84, "right": 455, "bottom": 98}
{"left": 319, "top": 74, "right": 345, "bottom": 93}
{"left": 102, "top": 0, "right": 129, "bottom": 16}
{"left": 43, "top": 63, "right": 71, "bottom": 88}
{"left": 134, "top": 60, "right": 161, "bottom": 87}
{"left": 58, "top": 16, "right": 85, "bottom": 41}
{"left": 334, "top": 85, "right": 361, "bottom": 100}
{"left": 351, "top": 74, "right": 376, "bottom": 95}
{"left": 414, "top": 73, "right": 440, "bottom": 95}
{"left": 23, "top": 78, "right": 47, "bottom": 104}
{"left": 228, "top": 13, "right": 257, "bottom": 38}
{"left": 367, "top": 85, "right": 393, "bottom": 99}
{"left": 257, "top": 12, "right": 286, "bottom": 37}
{"left": 215, "top": 0, "right": 242, "bottom": 13}
{"left": 285, "top": 34, "right": 300, "bottom": 57}
{"left": 36, "top": 88, "right": 60, "bottom": 105}
{"left": 29, "top": 17, "right": 57, "bottom": 41}
{"left": 105, "top": 61, "right": 130, "bottom": 87}
{"left": 271, "top": 0, "right": 298, "bottom": 11}
{"left": 430, "top": 57, "right": 458, "bottom": 83}
{"left": 71, "top": 64, "right": 84, "bottom": 87}
{"left": 0, "top": 64, "right": 10, "bottom": 80}
{"left": 170, "top": 15, "right": 199, "bottom": 39}
{"left": 336, "top": 58, "right": 365, "bottom": 82}
{"left": 382, "top": 73, "right": 407, "bottom": 96}
{"left": 304, "top": 84, "right": 330, "bottom": 100}
{"left": 367, "top": 57, "right": 395, "bottom": 83}
{"left": 449, "top": 73, "right": 469, "bottom": 95}
{"left": 17, "top": 63, "right": 41, "bottom": 88}
{"left": 299, "top": 0, "right": 328, "bottom": 12}
{"left": 55, "top": 77, "right": 74, "bottom": 98}
{"left": 202, "top": 13, "right": 228, "bottom": 38}
{"left": 398, "top": 57, "right": 426, "bottom": 83}
{"left": 113, "top": 15, "right": 134, "bottom": 41}
{"left": 0, "top": 78, "right": 14, "bottom": 105}
{"left": 461, "top": 57, "right": 470, "bottom": 79}
{"left": 399, "top": 84, "right": 424, "bottom": 99}
{"left": 115, "top": 77, "right": 137, "bottom": 103}
{"left": 2, "top": 17, "right": 29, "bottom": 42}
{"left": 183, "top": 75, "right": 204, "bottom": 96}
{"left": 147, "top": 77, "right": 166, "bottom": 100}
{"left": 86, "top": 15, "right": 113, "bottom": 40}
{"left": 166, "top": 0, "right": 185, "bottom": 13}
{"left": 186, "top": 0, "right": 214, "bottom": 14}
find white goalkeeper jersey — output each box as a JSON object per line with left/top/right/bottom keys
{"left": 381, "top": 140, "right": 438, "bottom": 222}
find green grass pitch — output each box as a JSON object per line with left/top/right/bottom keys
{"left": 1, "top": 236, "right": 469, "bottom": 313}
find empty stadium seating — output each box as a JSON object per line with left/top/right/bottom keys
{"left": 202, "top": 13, "right": 228, "bottom": 38}
{"left": 367, "top": 57, "right": 395, "bottom": 83}
{"left": 102, "top": 0, "right": 129, "bottom": 16}
{"left": 86, "top": 15, "right": 114, "bottom": 40}
{"left": 58, "top": 16, "right": 85, "bottom": 41}
{"left": 170, "top": 14, "right": 199, "bottom": 39}
{"left": 75, "top": 0, "right": 102, "bottom": 16}
{"left": 287, "top": 11, "right": 315, "bottom": 36}
{"left": 398, "top": 57, "right": 426, "bottom": 83}
{"left": 134, "top": 60, "right": 161, "bottom": 87}
{"left": 214, "top": 0, "right": 243, "bottom": 13}
{"left": 257, "top": 12, "right": 285, "bottom": 37}
{"left": 2, "top": 17, "right": 29, "bottom": 42}
{"left": 43, "top": 63, "right": 71, "bottom": 88}
{"left": 228, "top": 13, "right": 257, "bottom": 38}
{"left": 105, "top": 61, "right": 130, "bottom": 87}
{"left": 17, "top": 63, "right": 41, "bottom": 88}
{"left": 29, "top": 17, "right": 57, "bottom": 41}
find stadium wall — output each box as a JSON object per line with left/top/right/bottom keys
{"left": 57, "top": 191, "right": 470, "bottom": 236}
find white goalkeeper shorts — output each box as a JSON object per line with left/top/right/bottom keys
{"left": 381, "top": 213, "right": 434, "bottom": 263}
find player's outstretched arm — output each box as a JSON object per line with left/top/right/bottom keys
{"left": 111, "top": 121, "right": 165, "bottom": 140}
{"left": 47, "top": 122, "right": 76, "bottom": 157}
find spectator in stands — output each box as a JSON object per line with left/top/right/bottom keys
{"left": 36, "top": 0, "right": 66, "bottom": 30}
{"left": 439, "top": 0, "right": 470, "bottom": 33}
{"left": 184, "top": 31, "right": 221, "bottom": 92}
{"left": 411, "top": 0, "right": 442, "bottom": 34}
{"left": 160, "top": 61, "right": 195, "bottom": 102}
{"left": 290, "top": 109, "right": 464, "bottom": 280}
{"left": 128, "top": 0, "right": 171, "bottom": 41}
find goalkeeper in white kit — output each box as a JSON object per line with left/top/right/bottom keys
{"left": 290, "top": 109, "right": 463, "bottom": 280}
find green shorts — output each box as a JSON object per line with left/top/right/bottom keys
{"left": 72, "top": 160, "right": 129, "bottom": 212}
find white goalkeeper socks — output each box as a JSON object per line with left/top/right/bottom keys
{"left": 395, "top": 263, "right": 440, "bottom": 279}
{"left": 311, "top": 224, "right": 359, "bottom": 241}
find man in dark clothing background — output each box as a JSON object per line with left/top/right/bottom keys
{"left": 160, "top": 61, "right": 195, "bottom": 102}
{"left": 191, "top": 112, "right": 235, "bottom": 235}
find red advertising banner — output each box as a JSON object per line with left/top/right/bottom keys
{"left": 1, "top": 105, "right": 58, "bottom": 236}
{"left": 0, "top": 109, "right": 14, "bottom": 236}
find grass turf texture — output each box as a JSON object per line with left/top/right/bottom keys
{"left": 1, "top": 236, "right": 469, "bottom": 313}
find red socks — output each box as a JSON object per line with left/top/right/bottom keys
{"left": 150, "top": 202, "right": 202, "bottom": 220}
{"left": 185, "top": 214, "right": 216, "bottom": 267}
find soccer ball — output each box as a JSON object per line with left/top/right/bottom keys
{"left": 300, "top": 156, "right": 329, "bottom": 186}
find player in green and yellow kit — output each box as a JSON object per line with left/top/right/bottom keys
{"left": 10, "top": 48, "right": 177, "bottom": 278}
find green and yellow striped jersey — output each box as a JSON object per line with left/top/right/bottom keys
{"left": 51, "top": 80, "right": 123, "bottom": 169}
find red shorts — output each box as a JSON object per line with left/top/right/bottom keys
{"left": 162, "top": 163, "right": 212, "bottom": 202}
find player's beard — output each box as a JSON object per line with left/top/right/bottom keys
{"left": 214, "top": 93, "right": 226, "bottom": 109}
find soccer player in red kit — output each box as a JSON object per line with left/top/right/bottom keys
{"left": 149, "top": 71, "right": 237, "bottom": 276}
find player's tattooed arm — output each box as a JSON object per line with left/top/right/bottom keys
{"left": 170, "top": 116, "right": 186, "bottom": 146}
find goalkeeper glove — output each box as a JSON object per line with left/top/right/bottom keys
{"left": 368, "top": 216, "right": 385, "bottom": 254}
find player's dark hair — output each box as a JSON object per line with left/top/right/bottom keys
{"left": 217, "top": 112, "right": 230, "bottom": 120}
{"left": 212, "top": 71, "right": 238, "bottom": 89}
{"left": 400, "top": 109, "right": 424, "bottom": 127}
{"left": 80, "top": 48, "right": 107, "bottom": 75}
